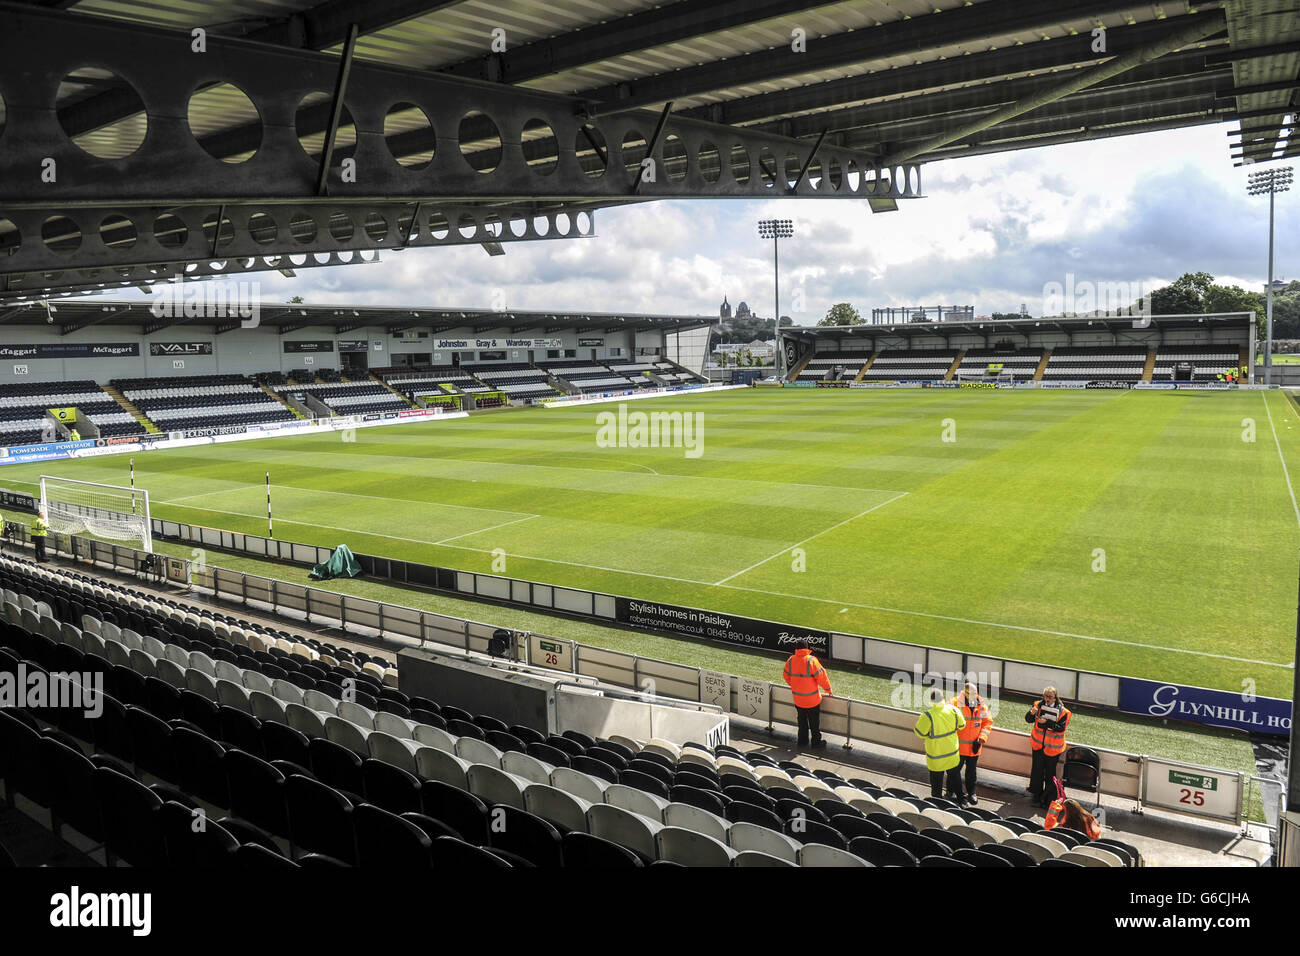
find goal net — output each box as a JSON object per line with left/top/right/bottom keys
{"left": 40, "top": 475, "right": 152, "bottom": 553}
{"left": 956, "top": 368, "right": 1020, "bottom": 384}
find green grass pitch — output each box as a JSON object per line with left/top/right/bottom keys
{"left": 7, "top": 387, "right": 1299, "bottom": 698}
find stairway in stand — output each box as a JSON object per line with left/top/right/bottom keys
{"left": 102, "top": 384, "right": 159, "bottom": 433}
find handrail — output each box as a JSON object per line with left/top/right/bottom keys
{"left": 550, "top": 679, "right": 724, "bottom": 715}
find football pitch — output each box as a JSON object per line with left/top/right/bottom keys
{"left": 8, "top": 387, "right": 1300, "bottom": 697}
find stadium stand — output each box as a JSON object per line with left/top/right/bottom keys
{"left": 375, "top": 366, "right": 484, "bottom": 396}
{"left": 465, "top": 363, "right": 560, "bottom": 401}
{"left": 0, "top": 380, "right": 145, "bottom": 446}
{"left": 114, "top": 375, "right": 296, "bottom": 433}
{"left": 1151, "top": 346, "right": 1241, "bottom": 381}
{"left": 859, "top": 349, "right": 958, "bottom": 382}
{"left": 539, "top": 360, "right": 642, "bottom": 394}
{"left": 651, "top": 360, "right": 706, "bottom": 385}
{"left": 606, "top": 362, "right": 660, "bottom": 388}
{"left": 956, "top": 348, "right": 1045, "bottom": 380}
{"left": 1039, "top": 347, "right": 1149, "bottom": 382}
{"left": 795, "top": 350, "right": 874, "bottom": 381}
{"left": 0, "top": 552, "right": 1150, "bottom": 869}
{"left": 275, "top": 382, "right": 409, "bottom": 415}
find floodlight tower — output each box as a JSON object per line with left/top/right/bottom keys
{"left": 758, "top": 218, "right": 794, "bottom": 377}
{"left": 1247, "top": 166, "right": 1293, "bottom": 386}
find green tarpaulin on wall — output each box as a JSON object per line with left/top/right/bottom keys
{"left": 309, "top": 544, "right": 362, "bottom": 581}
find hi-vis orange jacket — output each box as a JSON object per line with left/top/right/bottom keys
{"left": 1045, "top": 800, "right": 1101, "bottom": 839}
{"left": 783, "top": 648, "right": 832, "bottom": 709}
{"left": 951, "top": 691, "right": 993, "bottom": 757}
{"left": 1026, "top": 700, "right": 1071, "bottom": 757}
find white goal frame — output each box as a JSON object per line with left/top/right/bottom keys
{"left": 956, "top": 369, "right": 1021, "bottom": 384}
{"left": 39, "top": 475, "right": 153, "bottom": 553}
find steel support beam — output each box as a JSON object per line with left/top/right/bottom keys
{"left": 877, "top": 11, "right": 1226, "bottom": 165}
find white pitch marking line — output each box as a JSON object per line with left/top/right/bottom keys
{"left": 717, "top": 582, "right": 1293, "bottom": 669}
{"left": 434, "top": 514, "right": 539, "bottom": 544}
{"left": 169, "top": 483, "right": 537, "bottom": 518}
{"left": 1262, "top": 391, "right": 1300, "bottom": 531}
{"left": 714, "top": 491, "right": 910, "bottom": 585}
{"left": 292, "top": 448, "right": 900, "bottom": 495}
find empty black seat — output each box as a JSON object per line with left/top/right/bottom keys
{"left": 430, "top": 835, "right": 511, "bottom": 869}
{"left": 828, "top": 814, "right": 888, "bottom": 843}
{"left": 849, "top": 836, "right": 917, "bottom": 867}
{"left": 419, "top": 779, "right": 489, "bottom": 845}
{"left": 94, "top": 767, "right": 168, "bottom": 867}
{"left": 362, "top": 759, "right": 422, "bottom": 815}
{"left": 285, "top": 775, "right": 356, "bottom": 864}
{"left": 354, "top": 803, "right": 433, "bottom": 868}
{"left": 725, "top": 801, "right": 783, "bottom": 831}
{"left": 784, "top": 818, "right": 848, "bottom": 850}
{"left": 891, "top": 830, "right": 951, "bottom": 860}
{"left": 224, "top": 749, "right": 288, "bottom": 835}
{"left": 487, "top": 806, "right": 563, "bottom": 868}
{"left": 308, "top": 737, "right": 365, "bottom": 796}
{"left": 160, "top": 801, "right": 239, "bottom": 868}
{"left": 170, "top": 726, "right": 230, "bottom": 806}
{"left": 561, "top": 831, "right": 645, "bottom": 868}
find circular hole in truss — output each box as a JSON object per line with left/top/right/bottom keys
{"left": 57, "top": 68, "right": 148, "bottom": 159}
{"left": 730, "top": 144, "right": 750, "bottom": 184}
{"left": 483, "top": 215, "right": 503, "bottom": 239}
{"left": 909, "top": 166, "right": 920, "bottom": 195}
{"left": 42, "top": 216, "right": 82, "bottom": 255}
{"left": 509, "top": 216, "right": 528, "bottom": 238}
{"left": 522, "top": 118, "right": 558, "bottom": 176}
{"left": 364, "top": 212, "right": 388, "bottom": 243}
{"left": 784, "top": 153, "right": 802, "bottom": 189}
{"left": 575, "top": 212, "right": 592, "bottom": 235}
{"left": 289, "top": 254, "right": 307, "bottom": 267}
{"left": 153, "top": 212, "right": 187, "bottom": 249}
{"left": 459, "top": 110, "right": 502, "bottom": 173}
{"left": 863, "top": 167, "right": 878, "bottom": 193}
{"left": 290, "top": 212, "right": 317, "bottom": 244}
{"left": 99, "top": 214, "right": 137, "bottom": 251}
{"left": 663, "top": 133, "right": 687, "bottom": 183}
{"left": 806, "top": 156, "right": 823, "bottom": 191}
{"left": 207, "top": 260, "right": 228, "bottom": 271}
{"left": 759, "top": 150, "right": 776, "bottom": 189}
{"left": 383, "top": 102, "right": 434, "bottom": 170}
{"left": 532, "top": 216, "right": 550, "bottom": 237}
{"left": 575, "top": 125, "right": 608, "bottom": 178}
{"left": 188, "top": 83, "right": 261, "bottom": 163}
{"left": 698, "top": 142, "right": 720, "bottom": 183}
{"left": 621, "top": 129, "right": 647, "bottom": 180}
{"left": 248, "top": 211, "right": 277, "bottom": 245}
{"left": 328, "top": 211, "right": 355, "bottom": 243}
{"left": 554, "top": 212, "right": 571, "bottom": 235}
{"left": 428, "top": 211, "right": 449, "bottom": 240}
{"left": 827, "top": 158, "right": 843, "bottom": 192}
{"left": 457, "top": 214, "right": 477, "bottom": 240}
{"left": 313, "top": 252, "right": 331, "bottom": 265}
{"left": 294, "top": 91, "right": 356, "bottom": 162}
{"left": 201, "top": 212, "right": 235, "bottom": 249}
{"left": 846, "top": 160, "right": 861, "bottom": 192}
{"left": 0, "top": 218, "right": 20, "bottom": 257}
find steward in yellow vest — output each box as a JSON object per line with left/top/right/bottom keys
{"left": 914, "top": 689, "right": 966, "bottom": 802}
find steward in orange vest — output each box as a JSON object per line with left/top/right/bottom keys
{"left": 1025, "top": 686, "right": 1071, "bottom": 808}
{"left": 783, "top": 639, "right": 832, "bottom": 750}
{"left": 951, "top": 683, "right": 993, "bottom": 805}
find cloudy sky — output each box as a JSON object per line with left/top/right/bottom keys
{"left": 207, "top": 123, "right": 1299, "bottom": 321}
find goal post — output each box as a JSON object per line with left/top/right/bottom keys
{"left": 39, "top": 475, "right": 153, "bottom": 553}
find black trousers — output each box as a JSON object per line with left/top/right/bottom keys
{"left": 33, "top": 536, "right": 46, "bottom": 562}
{"left": 929, "top": 766, "right": 962, "bottom": 799}
{"left": 1029, "top": 749, "right": 1060, "bottom": 802}
{"left": 795, "top": 704, "right": 822, "bottom": 747}
{"left": 958, "top": 753, "right": 979, "bottom": 796}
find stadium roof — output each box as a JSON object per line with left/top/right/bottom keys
{"left": 1, "top": 0, "right": 1294, "bottom": 300}
{"left": 784, "top": 312, "right": 1255, "bottom": 342}
{"left": 0, "top": 298, "right": 714, "bottom": 336}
